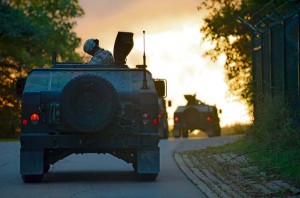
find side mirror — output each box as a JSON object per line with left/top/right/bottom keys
{"left": 154, "top": 79, "right": 167, "bottom": 98}
{"left": 219, "top": 109, "right": 222, "bottom": 114}
{"left": 168, "top": 100, "right": 172, "bottom": 107}
{"left": 15, "top": 77, "right": 27, "bottom": 98}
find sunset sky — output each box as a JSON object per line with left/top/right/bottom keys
{"left": 74, "top": 0, "right": 251, "bottom": 127}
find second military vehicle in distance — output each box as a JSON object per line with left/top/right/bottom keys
{"left": 173, "top": 94, "right": 221, "bottom": 138}
{"left": 16, "top": 32, "right": 166, "bottom": 183}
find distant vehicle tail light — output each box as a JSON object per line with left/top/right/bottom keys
{"left": 30, "top": 113, "right": 40, "bottom": 125}
{"left": 174, "top": 116, "right": 179, "bottom": 123}
{"left": 206, "top": 116, "right": 212, "bottom": 122}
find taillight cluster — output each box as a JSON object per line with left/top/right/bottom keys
{"left": 206, "top": 116, "right": 212, "bottom": 122}
{"left": 173, "top": 116, "right": 212, "bottom": 123}
{"left": 142, "top": 113, "right": 159, "bottom": 125}
{"left": 174, "top": 116, "right": 179, "bottom": 123}
{"left": 158, "top": 113, "right": 162, "bottom": 119}
{"left": 22, "top": 113, "right": 40, "bottom": 126}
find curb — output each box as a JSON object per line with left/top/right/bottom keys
{"left": 174, "top": 151, "right": 300, "bottom": 197}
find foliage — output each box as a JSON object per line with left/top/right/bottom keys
{"left": 246, "top": 94, "right": 300, "bottom": 184}
{"left": 221, "top": 123, "right": 249, "bottom": 136}
{"left": 0, "top": 0, "right": 84, "bottom": 137}
{"left": 197, "top": 0, "right": 286, "bottom": 112}
{"left": 248, "top": 143, "right": 300, "bottom": 185}
{"left": 196, "top": 136, "right": 300, "bottom": 185}
{"left": 248, "top": 95, "right": 299, "bottom": 150}
{"left": 196, "top": 1, "right": 300, "bottom": 184}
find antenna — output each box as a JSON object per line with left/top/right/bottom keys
{"left": 143, "top": 30, "right": 146, "bottom": 66}
{"left": 141, "top": 30, "right": 149, "bottom": 89}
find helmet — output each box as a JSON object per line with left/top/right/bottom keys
{"left": 83, "top": 39, "right": 99, "bottom": 55}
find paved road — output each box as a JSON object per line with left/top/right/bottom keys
{"left": 0, "top": 135, "right": 241, "bottom": 198}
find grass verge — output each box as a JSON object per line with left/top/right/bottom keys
{"left": 182, "top": 137, "right": 300, "bottom": 196}
{"left": 190, "top": 134, "right": 300, "bottom": 186}
{"left": 0, "top": 138, "right": 19, "bottom": 142}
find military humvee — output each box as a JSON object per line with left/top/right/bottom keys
{"left": 16, "top": 32, "right": 166, "bottom": 183}
{"left": 173, "top": 94, "right": 221, "bottom": 138}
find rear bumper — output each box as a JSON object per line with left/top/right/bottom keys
{"left": 173, "top": 122, "right": 218, "bottom": 130}
{"left": 20, "top": 133, "right": 159, "bottom": 150}
{"left": 20, "top": 133, "right": 160, "bottom": 175}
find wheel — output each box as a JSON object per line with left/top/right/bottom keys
{"left": 207, "top": 128, "right": 214, "bottom": 137}
{"left": 179, "top": 128, "right": 187, "bottom": 138}
{"left": 182, "top": 129, "right": 188, "bottom": 138}
{"left": 173, "top": 128, "right": 180, "bottom": 138}
{"left": 43, "top": 164, "right": 50, "bottom": 173}
{"left": 213, "top": 128, "right": 221, "bottom": 136}
{"left": 137, "top": 173, "right": 158, "bottom": 181}
{"left": 22, "top": 174, "right": 43, "bottom": 183}
{"left": 207, "top": 127, "right": 221, "bottom": 137}
{"left": 162, "top": 129, "right": 169, "bottom": 139}
{"left": 61, "top": 75, "right": 119, "bottom": 133}
{"left": 132, "top": 163, "right": 137, "bottom": 172}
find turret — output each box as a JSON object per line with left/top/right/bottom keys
{"left": 113, "top": 32, "right": 134, "bottom": 66}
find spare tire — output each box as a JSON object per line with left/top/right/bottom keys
{"left": 60, "top": 75, "right": 119, "bottom": 133}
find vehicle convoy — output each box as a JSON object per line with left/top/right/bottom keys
{"left": 173, "top": 94, "right": 221, "bottom": 138}
{"left": 16, "top": 32, "right": 166, "bottom": 183}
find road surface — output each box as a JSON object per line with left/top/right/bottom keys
{"left": 0, "top": 135, "right": 241, "bottom": 198}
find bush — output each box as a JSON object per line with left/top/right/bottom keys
{"left": 248, "top": 95, "right": 300, "bottom": 150}
{"left": 246, "top": 95, "right": 300, "bottom": 184}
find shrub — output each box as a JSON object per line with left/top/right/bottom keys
{"left": 248, "top": 95, "right": 299, "bottom": 150}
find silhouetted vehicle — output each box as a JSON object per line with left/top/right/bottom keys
{"left": 173, "top": 94, "right": 221, "bottom": 138}
{"left": 16, "top": 32, "right": 166, "bottom": 183}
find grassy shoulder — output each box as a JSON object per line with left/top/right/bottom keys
{"left": 221, "top": 123, "right": 250, "bottom": 136}
{"left": 186, "top": 136, "right": 300, "bottom": 186}
{"left": 0, "top": 138, "right": 19, "bottom": 142}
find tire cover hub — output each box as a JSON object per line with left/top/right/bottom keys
{"left": 60, "top": 75, "right": 119, "bottom": 133}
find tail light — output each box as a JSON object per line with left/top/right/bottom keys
{"left": 22, "top": 113, "right": 40, "bottom": 126}
{"left": 174, "top": 116, "right": 179, "bottom": 123}
{"left": 30, "top": 113, "right": 40, "bottom": 125}
{"left": 206, "top": 116, "right": 212, "bottom": 122}
{"left": 158, "top": 113, "right": 162, "bottom": 119}
{"left": 152, "top": 118, "right": 159, "bottom": 125}
{"left": 142, "top": 113, "right": 159, "bottom": 125}
{"left": 22, "top": 119, "right": 28, "bottom": 125}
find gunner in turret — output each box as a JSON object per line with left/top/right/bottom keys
{"left": 83, "top": 38, "right": 115, "bottom": 64}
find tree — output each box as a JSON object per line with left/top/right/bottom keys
{"left": 0, "top": 0, "right": 84, "bottom": 137}
{"left": 197, "top": 0, "right": 283, "bottom": 113}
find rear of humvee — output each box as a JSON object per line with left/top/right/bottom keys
{"left": 19, "top": 32, "right": 164, "bottom": 183}
{"left": 173, "top": 105, "right": 221, "bottom": 137}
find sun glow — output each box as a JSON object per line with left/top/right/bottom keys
{"left": 128, "top": 25, "right": 251, "bottom": 127}
{"left": 76, "top": 0, "right": 251, "bottom": 127}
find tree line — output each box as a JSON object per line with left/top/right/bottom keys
{"left": 0, "top": 0, "right": 84, "bottom": 137}
{"left": 1, "top": 0, "right": 287, "bottom": 138}
{"left": 198, "top": 0, "right": 287, "bottom": 113}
